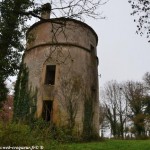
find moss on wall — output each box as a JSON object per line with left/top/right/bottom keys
{"left": 82, "top": 94, "right": 94, "bottom": 140}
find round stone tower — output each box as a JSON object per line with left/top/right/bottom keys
{"left": 23, "top": 3, "right": 99, "bottom": 137}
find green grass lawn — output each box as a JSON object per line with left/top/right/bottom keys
{"left": 46, "top": 140, "right": 150, "bottom": 150}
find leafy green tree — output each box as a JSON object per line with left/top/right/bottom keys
{"left": 0, "top": 82, "right": 8, "bottom": 108}
{"left": 0, "top": 0, "right": 34, "bottom": 106}
{"left": 123, "top": 81, "right": 147, "bottom": 137}
{"left": 143, "top": 72, "right": 150, "bottom": 136}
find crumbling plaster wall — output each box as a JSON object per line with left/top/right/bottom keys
{"left": 24, "top": 19, "right": 99, "bottom": 135}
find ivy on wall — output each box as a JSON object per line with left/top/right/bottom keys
{"left": 13, "top": 63, "right": 37, "bottom": 123}
{"left": 82, "top": 90, "right": 100, "bottom": 140}
{"left": 82, "top": 94, "right": 94, "bottom": 140}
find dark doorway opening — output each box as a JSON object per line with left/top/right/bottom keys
{"left": 42, "top": 100, "right": 53, "bottom": 122}
{"left": 45, "top": 65, "right": 56, "bottom": 85}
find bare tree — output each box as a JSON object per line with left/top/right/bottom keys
{"left": 101, "top": 80, "right": 127, "bottom": 138}
{"left": 35, "top": 0, "right": 106, "bottom": 20}
{"left": 99, "top": 105, "right": 106, "bottom": 125}
{"left": 143, "top": 72, "right": 150, "bottom": 89}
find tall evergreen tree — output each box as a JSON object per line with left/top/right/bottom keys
{"left": 0, "top": 0, "right": 104, "bottom": 107}
{"left": 0, "top": 0, "right": 34, "bottom": 106}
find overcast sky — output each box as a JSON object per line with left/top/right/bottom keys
{"left": 87, "top": 0, "right": 150, "bottom": 87}
{"left": 8, "top": 0, "right": 150, "bottom": 91}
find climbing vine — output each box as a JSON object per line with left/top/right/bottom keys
{"left": 13, "top": 63, "right": 37, "bottom": 123}
{"left": 82, "top": 93, "right": 94, "bottom": 140}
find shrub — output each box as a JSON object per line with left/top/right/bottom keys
{"left": 30, "top": 119, "right": 52, "bottom": 141}
{"left": 0, "top": 122, "right": 37, "bottom": 146}
{"left": 30, "top": 119, "right": 80, "bottom": 143}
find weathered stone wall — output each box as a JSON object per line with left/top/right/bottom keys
{"left": 24, "top": 18, "right": 99, "bottom": 136}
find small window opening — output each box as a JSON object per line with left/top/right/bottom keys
{"left": 42, "top": 100, "right": 53, "bottom": 122}
{"left": 45, "top": 65, "right": 56, "bottom": 85}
